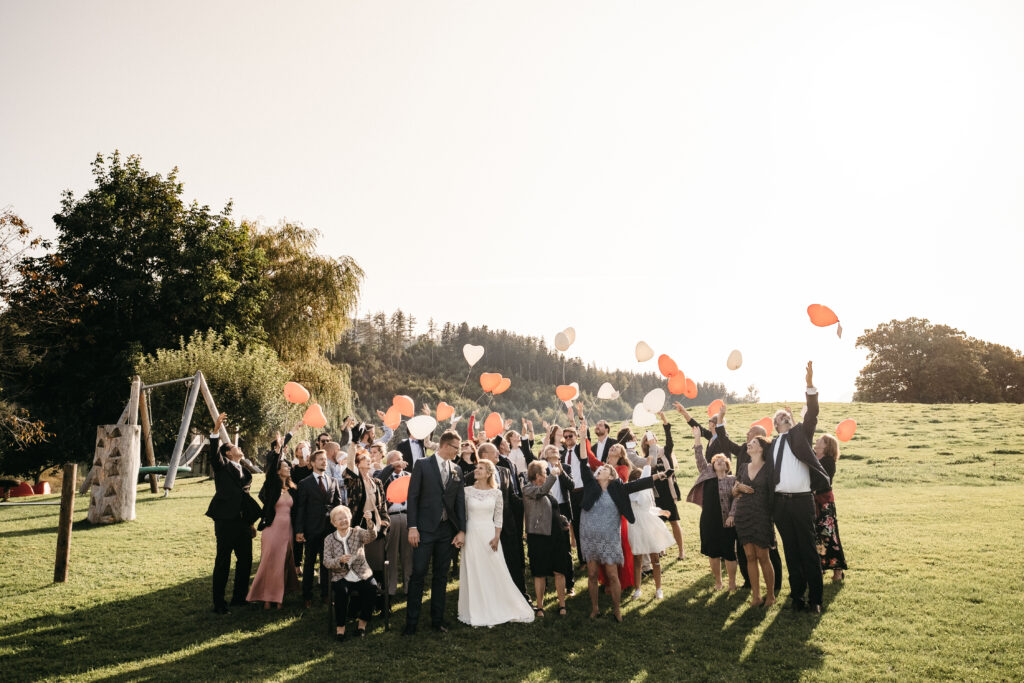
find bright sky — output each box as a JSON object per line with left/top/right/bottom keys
{"left": 3, "top": 1, "right": 1023, "bottom": 402}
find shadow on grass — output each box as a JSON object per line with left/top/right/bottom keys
{"left": 0, "top": 561, "right": 843, "bottom": 682}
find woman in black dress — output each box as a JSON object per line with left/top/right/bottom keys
{"left": 731, "top": 436, "right": 776, "bottom": 606}
{"left": 522, "top": 457, "right": 572, "bottom": 616}
{"left": 641, "top": 412, "right": 685, "bottom": 560}
{"left": 685, "top": 426, "right": 739, "bottom": 591}
{"left": 813, "top": 434, "right": 847, "bottom": 582}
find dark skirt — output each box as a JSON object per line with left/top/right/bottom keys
{"left": 527, "top": 515, "right": 572, "bottom": 578}
{"left": 653, "top": 479, "right": 680, "bottom": 522}
{"left": 814, "top": 490, "right": 847, "bottom": 571}
{"left": 699, "top": 479, "right": 737, "bottom": 561}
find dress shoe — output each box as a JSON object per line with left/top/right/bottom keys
{"left": 212, "top": 605, "right": 230, "bottom": 615}
{"left": 401, "top": 625, "right": 417, "bottom": 636}
{"left": 431, "top": 622, "right": 450, "bottom": 634}
{"left": 809, "top": 604, "right": 823, "bottom": 615}
{"left": 335, "top": 631, "right": 347, "bottom": 642}
{"left": 790, "top": 599, "right": 807, "bottom": 612}
{"left": 356, "top": 627, "right": 366, "bottom": 638}
{"left": 229, "top": 598, "right": 247, "bottom": 607}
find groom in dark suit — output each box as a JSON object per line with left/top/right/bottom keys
{"left": 292, "top": 448, "right": 346, "bottom": 607}
{"left": 404, "top": 430, "right": 466, "bottom": 635}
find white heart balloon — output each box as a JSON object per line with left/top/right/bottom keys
{"left": 406, "top": 415, "right": 438, "bottom": 440}
{"left": 570, "top": 382, "right": 579, "bottom": 396}
{"left": 611, "top": 391, "right": 620, "bottom": 400}
{"left": 554, "top": 332, "right": 571, "bottom": 352}
{"left": 597, "top": 382, "right": 616, "bottom": 400}
{"left": 563, "top": 327, "right": 576, "bottom": 344}
{"left": 726, "top": 349, "right": 743, "bottom": 371}
{"left": 632, "top": 403, "right": 658, "bottom": 427}
{"left": 463, "top": 344, "right": 484, "bottom": 367}
{"left": 635, "top": 341, "right": 654, "bottom": 363}
{"left": 643, "top": 387, "right": 666, "bottom": 413}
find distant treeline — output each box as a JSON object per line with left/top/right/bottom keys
{"left": 331, "top": 311, "right": 758, "bottom": 427}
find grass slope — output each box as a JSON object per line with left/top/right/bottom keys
{"left": 1, "top": 403, "right": 1022, "bottom": 681}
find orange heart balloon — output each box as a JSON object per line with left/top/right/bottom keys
{"left": 683, "top": 378, "right": 698, "bottom": 399}
{"left": 667, "top": 372, "right": 687, "bottom": 395}
{"left": 555, "top": 385, "right": 577, "bottom": 402}
{"left": 807, "top": 304, "right": 839, "bottom": 327}
{"left": 283, "top": 381, "right": 310, "bottom": 404}
{"left": 707, "top": 399, "right": 724, "bottom": 418}
{"left": 392, "top": 395, "right": 415, "bottom": 418}
{"left": 436, "top": 402, "right": 455, "bottom": 422}
{"left": 302, "top": 403, "right": 327, "bottom": 429}
{"left": 386, "top": 475, "right": 410, "bottom": 504}
{"left": 383, "top": 405, "right": 402, "bottom": 430}
{"left": 493, "top": 377, "right": 512, "bottom": 395}
{"left": 480, "top": 373, "right": 502, "bottom": 393}
{"left": 836, "top": 418, "right": 857, "bottom": 442}
{"left": 658, "top": 354, "right": 678, "bottom": 378}
{"left": 750, "top": 417, "right": 773, "bottom": 438}
{"left": 484, "top": 412, "right": 503, "bottom": 439}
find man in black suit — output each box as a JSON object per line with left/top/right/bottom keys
{"left": 404, "top": 430, "right": 466, "bottom": 635}
{"left": 769, "top": 361, "right": 831, "bottom": 615}
{"left": 471, "top": 443, "right": 528, "bottom": 601}
{"left": 559, "top": 426, "right": 587, "bottom": 568}
{"left": 204, "top": 413, "right": 261, "bottom": 614}
{"left": 292, "top": 448, "right": 346, "bottom": 608}
{"left": 589, "top": 420, "right": 614, "bottom": 463}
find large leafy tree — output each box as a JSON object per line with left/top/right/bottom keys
{"left": 4, "top": 152, "right": 270, "bottom": 468}
{"left": 854, "top": 318, "right": 1024, "bottom": 402}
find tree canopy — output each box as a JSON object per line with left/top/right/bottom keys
{"left": 854, "top": 318, "right": 1024, "bottom": 402}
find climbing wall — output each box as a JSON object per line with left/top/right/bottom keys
{"left": 86, "top": 424, "right": 141, "bottom": 524}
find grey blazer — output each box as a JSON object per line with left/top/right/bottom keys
{"left": 522, "top": 474, "right": 558, "bottom": 536}
{"left": 323, "top": 526, "right": 378, "bottom": 582}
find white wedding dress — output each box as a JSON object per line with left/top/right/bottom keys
{"left": 457, "top": 486, "right": 535, "bottom": 627}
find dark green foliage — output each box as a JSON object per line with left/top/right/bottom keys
{"left": 854, "top": 318, "right": 1024, "bottom": 403}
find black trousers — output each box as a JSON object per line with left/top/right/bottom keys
{"left": 737, "top": 541, "right": 783, "bottom": 593}
{"left": 501, "top": 526, "right": 527, "bottom": 597}
{"left": 406, "top": 521, "right": 455, "bottom": 628}
{"left": 558, "top": 501, "right": 575, "bottom": 590}
{"left": 213, "top": 518, "right": 252, "bottom": 608}
{"left": 773, "top": 493, "right": 824, "bottom": 606}
{"left": 333, "top": 577, "right": 376, "bottom": 625}
{"left": 302, "top": 530, "right": 330, "bottom": 601}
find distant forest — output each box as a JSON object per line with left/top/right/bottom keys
{"left": 331, "top": 310, "right": 757, "bottom": 428}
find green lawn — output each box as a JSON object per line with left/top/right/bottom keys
{"left": 2, "top": 403, "right": 1023, "bottom": 681}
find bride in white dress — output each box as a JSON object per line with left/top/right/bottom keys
{"left": 458, "top": 460, "right": 535, "bottom": 627}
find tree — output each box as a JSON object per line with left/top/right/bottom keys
{"left": 4, "top": 152, "right": 270, "bottom": 466}
{"left": 251, "top": 221, "right": 363, "bottom": 362}
{"left": 854, "top": 318, "right": 1024, "bottom": 402}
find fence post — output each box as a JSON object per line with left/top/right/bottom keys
{"left": 53, "top": 462, "right": 78, "bottom": 583}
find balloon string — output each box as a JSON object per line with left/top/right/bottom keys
{"left": 457, "top": 368, "right": 472, "bottom": 400}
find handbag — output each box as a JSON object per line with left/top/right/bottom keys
{"left": 558, "top": 514, "right": 571, "bottom": 532}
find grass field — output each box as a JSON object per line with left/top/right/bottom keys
{"left": 2, "top": 402, "right": 1023, "bottom": 681}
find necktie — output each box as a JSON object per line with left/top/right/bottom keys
{"left": 775, "top": 434, "right": 787, "bottom": 474}
{"left": 319, "top": 475, "right": 327, "bottom": 494}
{"left": 441, "top": 461, "right": 449, "bottom": 486}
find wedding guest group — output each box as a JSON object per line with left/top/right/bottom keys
{"left": 202, "top": 361, "right": 845, "bottom": 637}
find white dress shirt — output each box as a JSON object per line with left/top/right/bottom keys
{"left": 545, "top": 461, "right": 566, "bottom": 504}
{"left": 508, "top": 447, "right": 527, "bottom": 474}
{"left": 410, "top": 440, "right": 425, "bottom": 464}
{"left": 774, "top": 434, "right": 811, "bottom": 493}
{"left": 593, "top": 438, "right": 610, "bottom": 462}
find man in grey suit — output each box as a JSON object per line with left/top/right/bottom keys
{"left": 403, "top": 430, "right": 466, "bottom": 635}
{"left": 292, "top": 449, "right": 346, "bottom": 608}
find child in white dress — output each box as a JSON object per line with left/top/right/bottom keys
{"left": 627, "top": 467, "right": 676, "bottom": 599}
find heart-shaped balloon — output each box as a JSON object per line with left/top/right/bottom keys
{"left": 667, "top": 372, "right": 687, "bottom": 395}
{"left": 480, "top": 373, "right": 502, "bottom": 393}
{"left": 302, "top": 403, "right": 327, "bottom": 429}
{"left": 635, "top": 341, "right": 654, "bottom": 363}
{"left": 493, "top": 377, "right": 512, "bottom": 395}
{"left": 597, "top": 382, "right": 617, "bottom": 400}
{"left": 436, "top": 402, "right": 455, "bottom": 422}
{"left": 554, "top": 332, "right": 571, "bottom": 352}
{"left": 563, "top": 327, "right": 576, "bottom": 344}
{"left": 406, "top": 415, "right": 437, "bottom": 440}
{"left": 463, "top": 344, "right": 485, "bottom": 367}
{"left": 283, "top": 382, "right": 310, "bottom": 404}
{"left": 683, "top": 378, "right": 698, "bottom": 399}
{"left": 643, "top": 388, "right": 666, "bottom": 413}
{"left": 383, "top": 405, "right": 402, "bottom": 430}
{"left": 751, "top": 416, "right": 773, "bottom": 437}
{"left": 392, "top": 395, "right": 415, "bottom": 418}
{"left": 836, "top": 418, "right": 857, "bottom": 442}
{"left": 555, "top": 385, "right": 577, "bottom": 402}
{"left": 484, "top": 412, "right": 504, "bottom": 439}
{"left": 632, "top": 403, "right": 658, "bottom": 427}
{"left": 707, "top": 399, "right": 724, "bottom": 418}
{"left": 726, "top": 349, "right": 743, "bottom": 371}
{"left": 657, "top": 354, "right": 678, "bottom": 378}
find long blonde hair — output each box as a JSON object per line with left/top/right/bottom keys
{"left": 477, "top": 459, "right": 498, "bottom": 489}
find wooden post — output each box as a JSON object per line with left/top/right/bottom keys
{"left": 197, "top": 373, "right": 262, "bottom": 474}
{"left": 137, "top": 380, "right": 158, "bottom": 493}
{"left": 54, "top": 462, "right": 78, "bottom": 582}
{"left": 163, "top": 371, "right": 202, "bottom": 492}
{"left": 127, "top": 376, "right": 141, "bottom": 426}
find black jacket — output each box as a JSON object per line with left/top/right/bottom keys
{"left": 768, "top": 391, "right": 830, "bottom": 492}
{"left": 205, "top": 436, "right": 261, "bottom": 523}
{"left": 576, "top": 451, "right": 654, "bottom": 525}
{"left": 396, "top": 438, "right": 429, "bottom": 471}
{"left": 407, "top": 455, "right": 466, "bottom": 536}
{"left": 343, "top": 467, "right": 391, "bottom": 532}
{"left": 291, "top": 471, "right": 345, "bottom": 537}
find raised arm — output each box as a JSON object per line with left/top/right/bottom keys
{"left": 803, "top": 360, "right": 819, "bottom": 438}
{"left": 523, "top": 474, "right": 557, "bottom": 499}
{"left": 662, "top": 418, "right": 674, "bottom": 457}
{"left": 691, "top": 426, "right": 711, "bottom": 476}
{"left": 676, "top": 402, "right": 712, "bottom": 440}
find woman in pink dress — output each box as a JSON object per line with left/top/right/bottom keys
{"left": 247, "top": 454, "right": 299, "bottom": 608}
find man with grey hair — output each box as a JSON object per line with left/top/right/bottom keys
{"left": 378, "top": 450, "right": 413, "bottom": 596}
